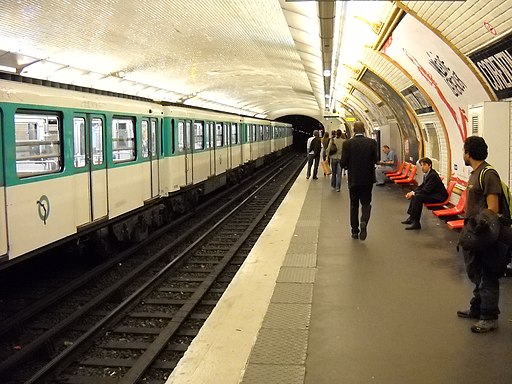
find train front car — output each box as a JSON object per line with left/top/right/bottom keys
{"left": 0, "top": 79, "right": 164, "bottom": 267}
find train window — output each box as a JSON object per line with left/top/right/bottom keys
{"left": 151, "top": 119, "right": 157, "bottom": 157}
{"left": 252, "top": 124, "right": 257, "bottom": 142}
{"left": 194, "top": 121, "right": 204, "bottom": 150}
{"left": 186, "top": 121, "right": 192, "bottom": 150}
{"left": 92, "top": 118, "right": 104, "bottom": 165}
{"left": 141, "top": 120, "right": 149, "bottom": 158}
{"left": 14, "top": 112, "right": 62, "bottom": 177}
{"left": 205, "top": 122, "right": 214, "bottom": 149}
{"left": 73, "top": 117, "right": 86, "bottom": 168}
{"left": 231, "top": 123, "right": 238, "bottom": 144}
{"left": 178, "top": 121, "right": 185, "bottom": 151}
{"left": 215, "top": 123, "right": 223, "bottom": 147}
{"left": 112, "top": 117, "right": 136, "bottom": 163}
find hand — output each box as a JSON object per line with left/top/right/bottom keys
{"left": 405, "top": 191, "right": 414, "bottom": 200}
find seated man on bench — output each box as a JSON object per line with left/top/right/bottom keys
{"left": 402, "top": 157, "right": 448, "bottom": 230}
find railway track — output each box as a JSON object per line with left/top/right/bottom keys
{"left": 0, "top": 152, "right": 305, "bottom": 384}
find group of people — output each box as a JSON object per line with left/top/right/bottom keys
{"left": 306, "top": 123, "right": 511, "bottom": 334}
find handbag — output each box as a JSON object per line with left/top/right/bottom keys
{"left": 321, "top": 158, "right": 332, "bottom": 176}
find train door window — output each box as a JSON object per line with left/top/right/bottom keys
{"left": 245, "top": 125, "right": 250, "bottom": 143}
{"left": 150, "top": 119, "right": 158, "bottom": 157}
{"left": 215, "top": 123, "right": 223, "bottom": 147}
{"left": 223, "top": 123, "right": 229, "bottom": 145}
{"left": 186, "top": 121, "right": 192, "bottom": 150}
{"left": 177, "top": 120, "right": 185, "bottom": 152}
{"left": 14, "top": 112, "right": 62, "bottom": 177}
{"left": 231, "top": 123, "right": 238, "bottom": 144}
{"left": 194, "top": 121, "right": 204, "bottom": 150}
{"left": 73, "top": 117, "right": 86, "bottom": 168}
{"left": 112, "top": 117, "right": 136, "bottom": 163}
{"left": 205, "top": 122, "right": 214, "bottom": 149}
{"left": 252, "top": 124, "right": 257, "bottom": 142}
{"left": 92, "top": 118, "right": 104, "bottom": 165}
{"left": 141, "top": 120, "right": 149, "bottom": 158}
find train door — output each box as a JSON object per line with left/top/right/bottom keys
{"left": 0, "top": 113, "right": 7, "bottom": 257}
{"left": 206, "top": 121, "right": 215, "bottom": 175}
{"left": 185, "top": 120, "right": 193, "bottom": 185}
{"left": 225, "top": 122, "right": 232, "bottom": 170}
{"left": 73, "top": 114, "right": 108, "bottom": 223}
{"left": 142, "top": 118, "right": 160, "bottom": 198}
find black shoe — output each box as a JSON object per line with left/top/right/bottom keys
{"left": 375, "top": 183, "right": 385, "bottom": 186}
{"left": 351, "top": 233, "right": 359, "bottom": 239}
{"left": 457, "top": 309, "right": 480, "bottom": 319}
{"left": 359, "top": 222, "right": 367, "bottom": 241}
{"left": 401, "top": 218, "right": 413, "bottom": 224}
{"left": 312, "top": 176, "right": 318, "bottom": 179}
{"left": 405, "top": 222, "right": 421, "bottom": 230}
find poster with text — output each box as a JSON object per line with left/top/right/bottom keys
{"left": 381, "top": 13, "right": 491, "bottom": 184}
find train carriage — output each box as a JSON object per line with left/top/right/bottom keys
{"left": 0, "top": 78, "right": 293, "bottom": 267}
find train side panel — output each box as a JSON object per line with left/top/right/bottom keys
{"left": 6, "top": 178, "right": 80, "bottom": 257}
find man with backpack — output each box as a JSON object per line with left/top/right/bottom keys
{"left": 458, "top": 136, "right": 510, "bottom": 333}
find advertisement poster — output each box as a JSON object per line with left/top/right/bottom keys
{"left": 381, "top": 13, "right": 491, "bottom": 184}
{"left": 361, "top": 69, "right": 420, "bottom": 163}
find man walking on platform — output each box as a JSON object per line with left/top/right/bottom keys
{"left": 340, "top": 121, "right": 378, "bottom": 240}
{"left": 402, "top": 157, "right": 448, "bottom": 230}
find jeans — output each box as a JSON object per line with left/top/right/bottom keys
{"left": 331, "top": 159, "right": 341, "bottom": 190}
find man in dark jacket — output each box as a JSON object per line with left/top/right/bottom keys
{"left": 402, "top": 157, "right": 448, "bottom": 230}
{"left": 340, "top": 121, "right": 378, "bottom": 240}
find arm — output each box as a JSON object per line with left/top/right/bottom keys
{"left": 487, "top": 194, "right": 499, "bottom": 213}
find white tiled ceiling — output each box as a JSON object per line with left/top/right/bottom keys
{"left": 0, "top": 1, "right": 510, "bottom": 120}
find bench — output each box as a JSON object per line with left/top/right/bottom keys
{"left": 446, "top": 219, "right": 464, "bottom": 229}
{"left": 433, "top": 189, "right": 466, "bottom": 218}
{"left": 394, "top": 165, "right": 417, "bottom": 185}
{"left": 424, "top": 180, "right": 457, "bottom": 208}
{"left": 385, "top": 161, "right": 404, "bottom": 176}
{"left": 389, "top": 162, "right": 412, "bottom": 181}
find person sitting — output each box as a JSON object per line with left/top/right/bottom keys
{"left": 402, "top": 157, "right": 448, "bottom": 230}
{"left": 375, "top": 145, "right": 398, "bottom": 185}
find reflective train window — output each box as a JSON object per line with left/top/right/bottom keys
{"left": 231, "top": 123, "right": 238, "bottom": 144}
{"left": 205, "top": 122, "right": 214, "bottom": 149}
{"left": 194, "top": 121, "right": 204, "bottom": 150}
{"left": 141, "top": 120, "right": 149, "bottom": 158}
{"left": 73, "top": 117, "right": 86, "bottom": 167}
{"left": 92, "top": 118, "right": 104, "bottom": 165}
{"left": 151, "top": 119, "right": 158, "bottom": 157}
{"left": 14, "top": 112, "right": 62, "bottom": 178}
{"left": 215, "top": 123, "right": 223, "bottom": 147}
{"left": 112, "top": 117, "right": 136, "bottom": 162}
{"left": 178, "top": 121, "right": 185, "bottom": 151}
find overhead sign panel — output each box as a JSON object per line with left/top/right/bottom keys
{"left": 469, "top": 31, "right": 512, "bottom": 100}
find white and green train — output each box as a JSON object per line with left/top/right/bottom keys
{"left": 0, "top": 77, "right": 293, "bottom": 268}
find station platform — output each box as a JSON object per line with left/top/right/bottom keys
{"left": 167, "top": 165, "right": 512, "bottom": 384}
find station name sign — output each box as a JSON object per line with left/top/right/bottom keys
{"left": 469, "top": 32, "right": 512, "bottom": 100}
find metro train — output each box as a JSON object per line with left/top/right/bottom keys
{"left": 0, "top": 77, "right": 293, "bottom": 268}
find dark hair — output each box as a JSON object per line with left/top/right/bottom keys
{"left": 418, "top": 157, "right": 432, "bottom": 166}
{"left": 336, "top": 129, "right": 342, "bottom": 138}
{"left": 464, "top": 136, "right": 488, "bottom": 161}
{"left": 353, "top": 121, "right": 365, "bottom": 133}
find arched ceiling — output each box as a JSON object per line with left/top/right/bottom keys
{"left": 0, "top": 1, "right": 511, "bottom": 121}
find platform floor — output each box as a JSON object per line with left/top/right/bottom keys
{"left": 167, "top": 165, "right": 512, "bottom": 384}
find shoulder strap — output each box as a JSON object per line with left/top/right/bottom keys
{"left": 478, "top": 165, "right": 496, "bottom": 190}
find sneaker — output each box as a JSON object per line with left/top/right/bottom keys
{"left": 336, "top": 188, "right": 340, "bottom": 192}
{"left": 471, "top": 319, "right": 497, "bottom": 333}
{"left": 456, "top": 309, "right": 480, "bottom": 319}
{"left": 359, "top": 222, "right": 367, "bottom": 241}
